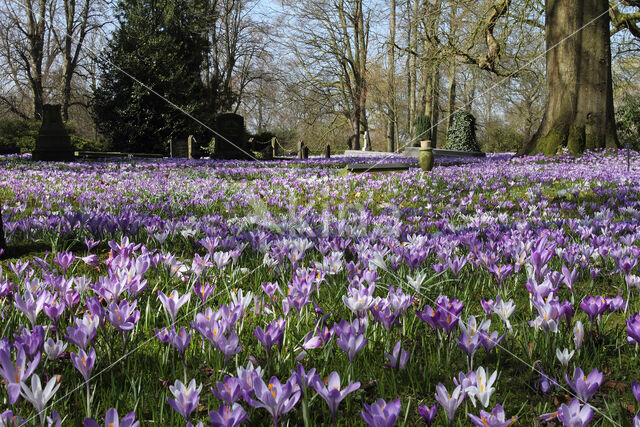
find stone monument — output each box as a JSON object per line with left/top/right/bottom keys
{"left": 212, "top": 113, "right": 251, "bottom": 160}
{"left": 324, "top": 144, "right": 331, "bottom": 158}
{"left": 32, "top": 104, "right": 74, "bottom": 161}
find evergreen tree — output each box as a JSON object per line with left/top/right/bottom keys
{"left": 93, "top": 0, "right": 209, "bottom": 154}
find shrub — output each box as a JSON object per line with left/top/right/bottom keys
{"left": 616, "top": 98, "right": 640, "bottom": 151}
{"left": 479, "top": 122, "right": 525, "bottom": 153}
{"left": 445, "top": 111, "right": 482, "bottom": 152}
{"left": 414, "top": 115, "right": 431, "bottom": 146}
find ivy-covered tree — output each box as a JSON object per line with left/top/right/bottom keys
{"left": 92, "top": 0, "right": 209, "bottom": 154}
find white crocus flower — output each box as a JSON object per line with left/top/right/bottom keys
{"left": 492, "top": 298, "right": 516, "bottom": 333}
{"left": 459, "top": 315, "right": 491, "bottom": 339}
{"left": 20, "top": 374, "right": 60, "bottom": 417}
{"left": 465, "top": 367, "right": 497, "bottom": 408}
{"left": 231, "top": 289, "right": 253, "bottom": 314}
{"left": 556, "top": 348, "right": 574, "bottom": 370}
{"left": 573, "top": 320, "right": 584, "bottom": 349}
{"left": 406, "top": 272, "right": 427, "bottom": 295}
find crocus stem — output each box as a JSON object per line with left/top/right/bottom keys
{"left": 182, "top": 358, "right": 187, "bottom": 383}
{"left": 86, "top": 380, "right": 91, "bottom": 419}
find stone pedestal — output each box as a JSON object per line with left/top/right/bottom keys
{"left": 32, "top": 104, "right": 74, "bottom": 161}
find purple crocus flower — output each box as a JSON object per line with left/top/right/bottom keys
{"left": 154, "top": 327, "right": 170, "bottom": 345}
{"left": 534, "top": 367, "right": 559, "bottom": 393}
{"left": 216, "top": 332, "right": 242, "bottom": 362}
{"left": 43, "top": 298, "right": 66, "bottom": 326}
{"left": 468, "top": 404, "right": 517, "bottom": 426}
{"left": 335, "top": 320, "right": 367, "bottom": 363}
{"left": 71, "top": 347, "right": 96, "bottom": 382}
{"left": 168, "top": 327, "right": 191, "bottom": 358}
{"left": 580, "top": 296, "right": 607, "bottom": 327}
{"left": 361, "top": 398, "right": 401, "bottom": 427}
{"left": 627, "top": 313, "right": 640, "bottom": 344}
{"left": 418, "top": 404, "right": 437, "bottom": 426}
{"left": 312, "top": 371, "right": 360, "bottom": 424}
{"left": 565, "top": 367, "right": 603, "bottom": 402}
{"left": 13, "top": 325, "right": 44, "bottom": 360}
{"left": 384, "top": 341, "right": 409, "bottom": 370}
{"left": 208, "top": 404, "right": 247, "bottom": 427}
{"left": 254, "top": 317, "right": 285, "bottom": 358}
{"left": 561, "top": 264, "right": 578, "bottom": 293}
{"left": 106, "top": 299, "right": 140, "bottom": 332}
{"left": 479, "top": 330, "right": 504, "bottom": 353}
{"left": 84, "top": 407, "right": 139, "bottom": 427}
{"left": 158, "top": 290, "right": 190, "bottom": 324}
{"left": 211, "top": 376, "right": 244, "bottom": 404}
{"left": 632, "top": 380, "right": 640, "bottom": 402}
{"left": 0, "top": 347, "right": 40, "bottom": 404}
{"left": 54, "top": 251, "right": 76, "bottom": 274}
{"left": 244, "top": 375, "right": 300, "bottom": 427}
{"left": 193, "top": 282, "right": 214, "bottom": 306}
{"left": 14, "top": 290, "right": 48, "bottom": 326}
{"left": 540, "top": 398, "right": 593, "bottom": 426}
{"left": 167, "top": 379, "right": 202, "bottom": 421}
{"left": 65, "top": 314, "right": 100, "bottom": 350}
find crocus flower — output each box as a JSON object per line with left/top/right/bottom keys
{"left": 44, "top": 338, "right": 67, "bottom": 361}
{"left": 361, "top": 398, "right": 401, "bottom": 427}
{"left": 167, "top": 379, "right": 202, "bottom": 421}
{"left": 216, "top": 332, "right": 242, "bottom": 363}
{"left": 580, "top": 296, "right": 607, "bottom": 327}
{"left": 0, "top": 347, "right": 40, "bottom": 404}
{"left": 20, "top": 374, "right": 60, "bottom": 424}
{"left": 211, "top": 377, "right": 244, "bottom": 404}
{"left": 384, "top": 341, "right": 410, "bottom": 369}
{"left": 194, "top": 282, "right": 214, "bottom": 306}
{"left": 168, "top": 327, "right": 191, "bottom": 358}
{"left": 71, "top": 347, "right": 96, "bottom": 382}
{"left": 492, "top": 298, "right": 515, "bottom": 333}
{"left": 540, "top": 398, "right": 593, "bottom": 426}
{"left": 14, "top": 290, "right": 47, "bottom": 326}
{"left": 154, "top": 327, "right": 170, "bottom": 345}
{"left": 556, "top": 348, "right": 574, "bottom": 370}
{"left": 534, "top": 366, "right": 559, "bottom": 393}
{"left": 434, "top": 383, "right": 463, "bottom": 423}
{"left": 244, "top": 375, "right": 300, "bottom": 427}
{"left": 632, "top": 380, "right": 640, "bottom": 402}
{"left": 418, "top": 404, "right": 437, "bottom": 426}
{"left": 565, "top": 367, "right": 603, "bottom": 402}
{"left": 158, "top": 290, "right": 190, "bottom": 324}
{"left": 312, "top": 371, "right": 360, "bottom": 423}
{"left": 84, "top": 407, "right": 139, "bottom": 427}
{"left": 574, "top": 320, "right": 585, "bottom": 349}
{"left": 105, "top": 299, "right": 140, "bottom": 332}
{"left": 627, "top": 313, "right": 640, "bottom": 345}
{"left": 209, "top": 404, "right": 247, "bottom": 427}
{"left": 336, "top": 325, "right": 367, "bottom": 363}
{"left": 254, "top": 317, "right": 286, "bottom": 358}
{"left": 465, "top": 367, "right": 498, "bottom": 408}
{"left": 468, "top": 403, "right": 517, "bottom": 426}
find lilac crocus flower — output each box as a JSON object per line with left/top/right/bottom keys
{"left": 244, "top": 375, "right": 300, "bottom": 427}
{"left": 65, "top": 314, "right": 99, "bottom": 350}
{"left": 384, "top": 341, "right": 410, "bottom": 369}
{"left": 84, "top": 407, "right": 140, "bottom": 427}
{"left": 44, "top": 338, "right": 67, "bottom": 361}
{"left": 418, "top": 404, "right": 437, "bottom": 426}
{"left": 208, "top": 404, "right": 247, "bottom": 427}
{"left": 534, "top": 367, "right": 559, "bottom": 393}
{"left": 211, "top": 376, "right": 244, "bottom": 404}
{"left": 580, "top": 296, "right": 607, "bottom": 327}
{"left": 154, "top": 327, "right": 170, "bottom": 345}
{"left": 336, "top": 323, "right": 367, "bottom": 363}
{"left": 632, "top": 380, "right": 640, "bottom": 402}
{"left": 216, "top": 332, "right": 242, "bottom": 362}
{"left": 71, "top": 347, "right": 96, "bottom": 382}
{"left": 167, "top": 379, "right": 202, "bottom": 421}
{"left": 158, "top": 290, "right": 190, "bottom": 324}
{"left": 361, "top": 398, "right": 401, "bottom": 427}
{"left": 540, "top": 398, "right": 593, "bottom": 426}
{"left": 0, "top": 347, "right": 40, "bottom": 404}
{"left": 54, "top": 251, "right": 76, "bottom": 274}
{"left": 434, "top": 383, "right": 463, "bottom": 423}
{"left": 193, "top": 282, "right": 214, "bottom": 306}
{"left": 468, "top": 404, "right": 517, "bottom": 426}
{"left": 254, "top": 317, "right": 286, "bottom": 358}
{"left": 106, "top": 299, "right": 140, "bottom": 332}
{"left": 627, "top": 313, "right": 640, "bottom": 344}
{"left": 168, "top": 327, "right": 191, "bottom": 358}
{"left": 565, "top": 367, "right": 603, "bottom": 402}
{"left": 14, "top": 290, "right": 48, "bottom": 326}
{"left": 312, "top": 371, "right": 360, "bottom": 424}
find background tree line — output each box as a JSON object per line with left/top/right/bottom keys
{"left": 0, "top": 0, "right": 639, "bottom": 155}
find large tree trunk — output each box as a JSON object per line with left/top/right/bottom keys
{"left": 386, "top": 0, "right": 396, "bottom": 153}
{"left": 26, "top": 0, "right": 47, "bottom": 120}
{"left": 521, "top": 0, "right": 617, "bottom": 155}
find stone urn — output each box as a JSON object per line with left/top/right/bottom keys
{"left": 419, "top": 140, "right": 434, "bottom": 171}
{"left": 32, "top": 104, "right": 74, "bottom": 161}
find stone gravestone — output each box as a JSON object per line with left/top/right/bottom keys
{"left": 212, "top": 113, "right": 251, "bottom": 160}
{"left": 297, "top": 141, "right": 305, "bottom": 159}
{"left": 302, "top": 146, "right": 309, "bottom": 159}
{"left": 32, "top": 104, "right": 74, "bottom": 161}
{"left": 324, "top": 144, "right": 331, "bottom": 158}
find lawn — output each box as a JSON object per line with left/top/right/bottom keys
{"left": 0, "top": 149, "right": 639, "bottom": 426}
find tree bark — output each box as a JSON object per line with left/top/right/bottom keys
{"left": 26, "top": 0, "right": 47, "bottom": 120}
{"left": 386, "top": 0, "right": 396, "bottom": 153}
{"left": 521, "top": 0, "right": 618, "bottom": 155}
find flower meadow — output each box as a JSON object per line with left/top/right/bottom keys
{"left": 1, "top": 150, "right": 640, "bottom": 426}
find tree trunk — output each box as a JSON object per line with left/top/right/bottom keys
{"left": 26, "top": 0, "right": 47, "bottom": 120}
{"left": 521, "top": 0, "right": 617, "bottom": 155}
{"left": 386, "top": 0, "right": 396, "bottom": 153}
